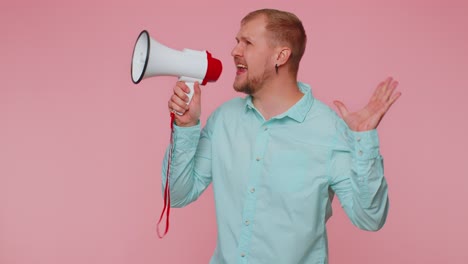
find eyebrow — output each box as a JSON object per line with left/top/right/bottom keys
{"left": 235, "top": 36, "right": 253, "bottom": 43}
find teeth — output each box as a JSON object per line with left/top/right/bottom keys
{"left": 236, "top": 64, "right": 247, "bottom": 69}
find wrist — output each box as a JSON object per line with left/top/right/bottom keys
{"left": 175, "top": 119, "right": 199, "bottom": 127}
{"left": 353, "top": 123, "right": 376, "bottom": 132}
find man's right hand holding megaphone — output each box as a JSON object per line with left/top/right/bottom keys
{"left": 168, "top": 81, "right": 202, "bottom": 127}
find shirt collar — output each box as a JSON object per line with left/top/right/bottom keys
{"left": 244, "top": 82, "right": 314, "bottom": 123}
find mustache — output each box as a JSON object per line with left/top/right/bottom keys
{"left": 234, "top": 59, "right": 247, "bottom": 65}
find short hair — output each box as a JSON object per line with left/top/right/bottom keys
{"left": 241, "top": 9, "right": 307, "bottom": 74}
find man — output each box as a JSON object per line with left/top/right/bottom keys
{"left": 164, "top": 8, "right": 400, "bottom": 264}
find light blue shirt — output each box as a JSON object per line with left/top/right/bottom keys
{"left": 162, "top": 82, "right": 389, "bottom": 264}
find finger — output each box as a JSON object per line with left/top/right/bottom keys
{"left": 174, "top": 82, "right": 190, "bottom": 103}
{"left": 382, "top": 76, "right": 393, "bottom": 92}
{"left": 333, "top": 100, "right": 349, "bottom": 118}
{"left": 168, "top": 100, "right": 184, "bottom": 115}
{"left": 383, "top": 80, "right": 399, "bottom": 101}
{"left": 170, "top": 104, "right": 186, "bottom": 115}
{"left": 176, "top": 81, "right": 191, "bottom": 93}
{"left": 372, "top": 80, "right": 386, "bottom": 100}
{"left": 387, "top": 91, "right": 402, "bottom": 108}
{"left": 191, "top": 82, "right": 202, "bottom": 105}
{"left": 373, "top": 77, "right": 394, "bottom": 101}
{"left": 169, "top": 94, "right": 189, "bottom": 113}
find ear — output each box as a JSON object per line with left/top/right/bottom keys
{"left": 275, "top": 47, "right": 292, "bottom": 67}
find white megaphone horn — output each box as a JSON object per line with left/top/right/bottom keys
{"left": 131, "top": 30, "right": 223, "bottom": 106}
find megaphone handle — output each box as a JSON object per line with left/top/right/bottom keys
{"left": 185, "top": 82, "right": 195, "bottom": 105}
{"left": 174, "top": 81, "right": 195, "bottom": 116}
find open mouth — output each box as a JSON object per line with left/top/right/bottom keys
{"left": 236, "top": 64, "right": 248, "bottom": 75}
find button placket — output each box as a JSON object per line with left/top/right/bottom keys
{"left": 238, "top": 123, "right": 270, "bottom": 262}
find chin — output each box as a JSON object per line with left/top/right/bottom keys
{"left": 233, "top": 84, "right": 254, "bottom": 95}
{"left": 233, "top": 75, "right": 259, "bottom": 95}
{"left": 233, "top": 85, "right": 246, "bottom": 93}
{"left": 233, "top": 80, "right": 246, "bottom": 92}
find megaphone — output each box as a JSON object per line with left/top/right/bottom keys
{"left": 131, "top": 30, "right": 222, "bottom": 105}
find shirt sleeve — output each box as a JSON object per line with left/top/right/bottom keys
{"left": 161, "top": 115, "right": 215, "bottom": 208}
{"left": 328, "top": 118, "right": 389, "bottom": 231}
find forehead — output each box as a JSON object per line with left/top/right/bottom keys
{"left": 237, "top": 15, "right": 268, "bottom": 39}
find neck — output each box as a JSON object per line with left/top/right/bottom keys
{"left": 251, "top": 76, "right": 303, "bottom": 121}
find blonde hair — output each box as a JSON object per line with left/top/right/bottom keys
{"left": 241, "top": 9, "right": 307, "bottom": 74}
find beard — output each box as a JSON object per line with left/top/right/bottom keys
{"left": 233, "top": 66, "right": 273, "bottom": 95}
{"left": 233, "top": 75, "right": 261, "bottom": 95}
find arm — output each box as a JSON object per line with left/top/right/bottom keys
{"left": 330, "top": 77, "right": 401, "bottom": 230}
{"left": 329, "top": 124, "right": 388, "bottom": 231}
{"left": 161, "top": 81, "right": 213, "bottom": 207}
{"left": 161, "top": 122, "right": 213, "bottom": 208}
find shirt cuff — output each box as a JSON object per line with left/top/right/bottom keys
{"left": 173, "top": 121, "right": 201, "bottom": 150}
{"left": 350, "top": 129, "right": 380, "bottom": 160}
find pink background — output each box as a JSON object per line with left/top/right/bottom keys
{"left": 1, "top": 0, "right": 467, "bottom": 263}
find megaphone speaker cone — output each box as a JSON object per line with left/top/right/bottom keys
{"left": 131, "top": 30, "right": 150, "bottom": 84}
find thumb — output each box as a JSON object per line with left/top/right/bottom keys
{"left": 192, "top": 81, "right": 202, "bottom": 104}
{"left": 333, "top": 100, "right": 349, "bottom": 118}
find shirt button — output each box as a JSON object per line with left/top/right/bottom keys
{"left": 357, "top": 137, "right": 361, "bottom": 142}
{"left": 256, "top": 157, "right": 261, "bottom": 161}
{"left": 245, "top": 220, "right": 250, "bottom": 226}
{"left": 264, "top": 127, "right": 269, "bottom": 131}
{"left": 358, "top": 150, "right": 363, "bottom": 156}
{"left": 250, "top": 188, "right": 255, "bottom": 193}
{"left": 241, "top": 253, "right": 246, "bottom": 257}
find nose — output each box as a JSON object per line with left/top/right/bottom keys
{"left": 231, "top": 42, "right": 242, "bottom": 58}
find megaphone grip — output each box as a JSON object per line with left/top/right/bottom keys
{"left": 184, "top": 82, "right": 195, "bottom": 106}
{"left": 174, "top": 78, "right": 196, "bottom": 115}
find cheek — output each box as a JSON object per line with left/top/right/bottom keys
{"left": 247, "top": 54, "right": 264, "bottom": 71}
{"left": 250, "top": 60, "right": 269, "bottom": 77}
